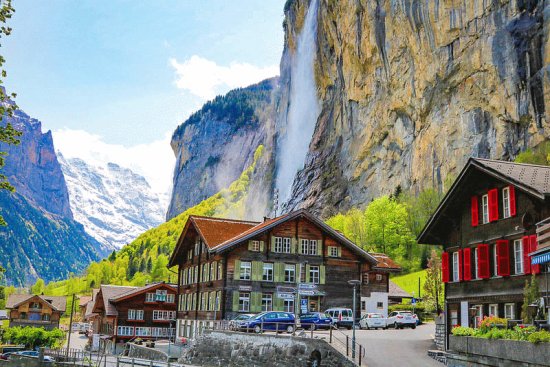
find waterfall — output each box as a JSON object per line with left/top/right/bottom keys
{"left": 275, "top": 0, "right": 320, "bottom": 206}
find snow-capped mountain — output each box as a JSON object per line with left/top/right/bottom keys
{"left": 58, "top": 154, "right": 166, "bottom": 249}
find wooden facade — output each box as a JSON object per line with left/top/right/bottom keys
{"left": 169, "top": 210, "right": 400, "bottom": 337}
{"left": 418, "top": 158, "right": 550, "bottom": 344}
{"left": 6, "top": 294, "right": 66, "bottom": 330}
{"left": 90, "top": 283, "right": 177, "bottom": 344}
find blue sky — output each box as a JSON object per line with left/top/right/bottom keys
{"left": 4, "top": 0, "right": 285, "bottom": 195}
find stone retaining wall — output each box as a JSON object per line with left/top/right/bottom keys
{"left": 128, "top": 343, "right": 169, "bottom": 362}
{"left": 434, "top": 315, "right": 445, "bottom": 351}
{"left": 179, "top": 330, "right": 356, "bottom": 367}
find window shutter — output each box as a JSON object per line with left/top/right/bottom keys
{"left": 338, "top": 247, "right": 342, "bottom": 257}
{"left": 260, "top": 241, "right": 265, "bottom": 252}
{"left": 251, "top": 292, "right": 262, "bottom": 312}
{"left": 234, "top": 260, "right": 241, "bottom": 280}
{"left": 522, "top": 236, "right": 531, "bottom": 274}
{"left": 273, "top": 295, "right": 283, "bottom": 311}
{"left": 320, "top": 265, "right": 326, "bottom": 284}
{"left": 297, "top": 238, "right": 303, "bottom": 254}
{"left": 441, "top": 252, "right": 449, "bottom": 283}
{"left": 463, "top": 248, "right": 472, "bottom": 281}
{"left": 248, "top": 241, "right": 253, "bottom": 251}
{"left": 305, "top": 264, "right": 311, "bottom": 283}
{"left": 477, "top": 244, "right": 490, "bottom": 279}
{"left": 488, "top": 189, "right": 499, "bottom": 222}
{"left": 496, "top": 240, "right": 510, "bottom": 276}
{"left": 457, "top": 249, "right": 463, "bottom": 281}
{"left": 291, "top": 238, "right": 297, "bottom": 254}
{"left": 529, "top": 235, "right": 540, "bottom": 274}
{"left": 232, "top": 291, "right": 239, "bottom": 311}
{"left": 252, "top": 261, "right": 262, "bottom": 281}
{"left": 274, "top": 263, "right": 284, "bottom": 282}
{"left": 271, "top": 236, "right": 276, "bottom": 252}
{"left": 471, "top": 196, "right": 479, "bottom": 227}
{"left": 317, "top": 240, "right": 322, "bottom": 256}
{"left": 509, "top": 186, "right": 516, "bottom": 216}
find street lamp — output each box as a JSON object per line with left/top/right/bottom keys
{"left": 348, "top": 279, "right": 361, "bottom": 359}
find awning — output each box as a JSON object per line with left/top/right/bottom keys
{"left": 532, "top": 250, "right": 550, "bottom": 265}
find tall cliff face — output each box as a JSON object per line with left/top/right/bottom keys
{"left": 166, "top": 78, "right": 277, "bottom": 220}
{"left": 279, "top": 0, "right": 549, "bottom": 217}
{"left": 1, "top": 108, "right": 73, "bottom": 218}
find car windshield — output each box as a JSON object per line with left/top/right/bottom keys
{"left": 399, "top": 312, "right": 412, "bottom": 315}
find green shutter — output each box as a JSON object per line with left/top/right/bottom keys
{"left": 232, "top": 291, "right": 239, "bottom": 311}
{"left": 305, "top": 264, "right": 311, "bottom": 283}
{"left": 248, "top": 241, "right": 253, "bottom": 251}
{"left": 320, "top": 265, "right": 326, "bottom": 285}
{"left": 260, "top": 241, "right": 265, "bottom": 252}
{"left": 274, "top": 295, "right": 283, "bottom": 311}
{"left": 271, "top": 236, "right": 276, "bottom": 252}
{"left": 234, "top": 260, "right": 241, "bottom": 280}
{"left": 338, "top": 247, "right": 342, "bottom": 257}
{"left": 252, "top": 261, "right": 263, "bottom": 281}
{"left": 317, "top": 240, "right": 322, "bottom": 256}
{"left": 274, "top": 262, "right": 284, "bottom": 282}
{"left": 293, "top": 238, "right": 298, "bottom": 254}
{"left": 251, "top": 292, "right": 262, "bottom": 312}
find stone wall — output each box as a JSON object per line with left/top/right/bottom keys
{"left": 128, "top": 343, "right": 168, "bottom": 362}
{"left": 434, "top": 314, "right": 446, "bottom": 351}
{"left": 179, "top": 330, "right": 356, "bottom": 367}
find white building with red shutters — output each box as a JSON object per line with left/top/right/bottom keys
{"left": 418, "top": 158, "right": 549, "bottom": 345}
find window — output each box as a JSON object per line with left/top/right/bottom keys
{"left": 30, "top": 302, "right": 41, "bottom": 309}
{"left": 202, "top": 292, "right": 208, "bottom": 311}
{"left": 153, "top": 310, "right": 176, "bottom": 320}
{"left": 216, "top": 291, "right": 221, "bottom": 311}
{"left": 493, "top": 244, "right": 498, "bottom": 277}
{"left": 283, "top": 299, "right": 294, "bottom": 313}
{"left": 376, "top": 274, "right": 383, "bottom": 281}
{"left": 152, "top": 327, "right": 174, "bottom": 337}
{"left": 377, "top": 302, "right": 384, "bottom": 309}
{"left": 218, "top": 262, "right": 223, "bottom": 280}
{"left": 117, "top": 326, "right": 134, "bottom": 336}
{"left": 261, "top": 293, "right": 273, "bottom": 312}
{"left": 514, "top": 239, "right": 524, "bottom": 274}
{"left": 503, "top": 187, "right": 511, "bottom": 218}
{"left": 328, "top": 246, "right": 339, "bottom": 257}
{"left": 194, "top": 265, "right": 198, "bottom": 283}
{"left": 210, "top": 262, "right": 217, "bottom": 281}
{"left": 284, "top": 264, "right": 295, "bottom": 283}
{"left": 166, "top": 294, "right": 175, "bottom": 303}
{"left": 274, "top": 237, "right": 291, "bottom": 253}
{"left": 504, "top": 303, "right": 515, "bottom": 319}
{"left": 202, "top": 263, "right": 209, "bottom": 282}
{"left": 240, "top": 261, "right": 251, "bottom": 280}
{"left": 42, "top": 314, "right": 50, "bottom": 321}
{"left": 473, "top": 305, "right": 483, "bottom": 328}
{"left": 482, "top": 194, "right": 489, "bottom": 224}
{"left": 474, "top": 248, "right": 478, "bottom": 279}
{"left": 187, "top": 249, "right": 193, "bottom": 260}
{"left": 263, "top": 263, "right": 274, "bottom": 282}
{"left": 450, "top": 310, "right": 458, "bottom": 327}
{"left": 155, "top": 290, "right": 167, "bottom": 302}
{"left": 309, "top": 266, "right": 320, "bottom": 284}
{"left": 250, "top": 240, "right": 260, "bottom": 252}
{"left": 489, "top": 304, "right": 498, "bottom": 317}
{"left": 135, "top": 327, "right": 151, "bottom": 336}
{"left": 452, "top": 252, "right": 459, "bottom": 282}
{"left": 361, "top": 301, "right": 366, "bottom": 311}
{"left": 239, "top": 292, "right": 250, "bottom": 312}
{"left": 188, "top": 267, "right": 193, "bottom": 284}
{"left": 128, "top": 309, "right": 136, "bottom": 320}
{"left": 194, "top": 241, "right": 200, "bottom": 256}
{"left": 180, "top": 269, "right": 186, "bottom": 286}
{"left": 145, "top": 293, "right": 155, "bottom": 303}
{"left": 301, "top": 239, "right": 318, "bottom": 255}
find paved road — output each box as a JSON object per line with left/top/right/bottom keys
{"left": 65, "top": 331, "right": 89, "bottom": 350}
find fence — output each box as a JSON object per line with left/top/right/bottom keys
{"left": 53, "top": 356, "right": 186, "bottom": 367}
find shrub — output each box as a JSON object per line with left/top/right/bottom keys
{"left": 527, "top": 331, "right": 550, "bottom": 344}
{"left": 451, "top": 326, "right": 475, "bottom": 336}
{"left": 479, "top": 316, "right": 507, "bottom": 331}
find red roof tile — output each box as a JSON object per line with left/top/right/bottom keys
{"left": 370, "top": 253, "right": 401, "bottom": 271}
{"left": 190, "top": 216, "right": 259, "bottom": 249}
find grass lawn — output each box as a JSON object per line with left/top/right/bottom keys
{"left": 391, "top": 269, "right": 427, "bottom": 298}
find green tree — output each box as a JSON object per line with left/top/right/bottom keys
{"left": 0, "top": 0, "right": 21, "bottom": 226}
{"left": 31, "top": 278, "right": 45, "bottom": 295}
{"left": 521, "top": 274, "right": 541, "bottom": 323}
{"left": 515, "top": 141, "right": 550, "bottom": 165}
{"left": 423, "top": 250, "right": 444, "bottom": 313}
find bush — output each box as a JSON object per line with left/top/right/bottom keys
{"left": 451, "top": 326, "right": 475, "bottom": 336}
{"left": 479, "top": 316, "right": 507, "bottom": 331}
{"left": 451, "top": 324, "right": 550, "bottom": 344}
{"left": 2, "top": 326, "right": 65, "bottom": 348}
{"left": 528, "top": 331, "right": 550, "bottom": 344}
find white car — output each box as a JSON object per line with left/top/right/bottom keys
{"left": 386, "top": 311, "right": 417, "bottom": 329}
{"left": 359, "top": 313, "right": 387, "bottom": 330}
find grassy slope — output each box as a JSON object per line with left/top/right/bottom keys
{"left": 391, "top": 269, "right": 427, "bottom": 298}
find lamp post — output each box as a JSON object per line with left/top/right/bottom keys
{"left": 348, "top": 279, "right": 361, "bottom": 359}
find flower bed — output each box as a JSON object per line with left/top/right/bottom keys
{"left": 451, "top": 323, "right": 550, "bottom": 344}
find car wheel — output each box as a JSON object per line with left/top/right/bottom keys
{"left": 411, "top": 325, "right": 416, "bottom": 330}
{"left": 394, "top": 322, "right": 398, "bottom": 329}
{"left": 366, "top": 325, "right": 370, "bottom": 330}
{"left": 254, "top": 325, "right": 262, "bottom": 334}
{"left": 286, "top": 325, "right": 295, "bottom": 334}
{"left": 346, "top": 325, "right": 352, "bottom": 330}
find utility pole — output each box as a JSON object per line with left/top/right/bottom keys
{"left": 66, "top": 293, "right": 76, "bottom": 360}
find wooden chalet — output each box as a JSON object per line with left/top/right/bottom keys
{"left": 6, "top": 294, "right": 66, "bottom": 330}
{"left": 418, "top": 158, "right": 550, "bottom": 345}
{"left": 89, "top": 282, "right": 177, "bottom": 348}
{"left": 168, "top": 209, "right": 400, "bottom": 338}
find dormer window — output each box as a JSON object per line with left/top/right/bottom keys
{"left": 481, "top": 194, "right": 489, "bottom": 224}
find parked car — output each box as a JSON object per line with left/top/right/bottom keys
{"left": 0, "top": 352, "right": 13, "bottom": 360}
{"left": 229, "top": 313, "right": 256, "bottom": 330}
{"left": 299, "top": 312, "right": 334, "bottom": 330}
{"left": 359, "top": 313, "right": 387, "bottom": 330}
{"left": 386, "top": 311, "right": 417, "bottom": 329}
{"left": 71, "top": 322, "right": 81, "bottom": 332}
{"left": 78, "top": 323, "right": 90, "bottom": 334}
{"left": 325, "top": 308, "right": 354, "bottom": 329}
{"left": 237, "top": 311, "right": 296, "bottom": 333}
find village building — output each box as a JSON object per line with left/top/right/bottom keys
{"left": 168, "top": 209, "right": 400, "bottom": 338}
{"left": 78, "top": 295, "right": 92, "bottom": 321}
{"left": 6, "top": 294, "right": 66, "bottom": 330}
{"left": 87, "top": 282, "right": 177, "bottom": 350}
{"left": 418, "top": 158, "right": 550, "bottom": 345}
{"left": 388, "top": 280, "right": 413, "bottom": 306}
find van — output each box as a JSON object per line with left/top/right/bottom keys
{"left": 325, "top": 308, "right": 354, "bottom": 329}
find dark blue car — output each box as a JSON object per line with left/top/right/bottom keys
{"left": 237, "top": 312, "right": 296, "bottom": 333}
{"left": 299, "top": 312, "right": 334, "bottom": 330}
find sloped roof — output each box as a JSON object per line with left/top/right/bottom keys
{"left": 388, "top": 280, "right": 412, "bottom": 299}
{"left": 85, "top": 289, "right": 99, "bottom": 319}
{"left": 98, "top": 285, "right": 138, "bottom": 316}
{"left": 191, "top": 216, "right": 259, "bottom": 249}
{"left": 79, "top": 296, "right": 92, "bottom": 308}
{"left": 371, "top": 253, "right": 401, "bottom": 271}
{"left": 110, "top": 282, "right": 177, "bottom": 303}
{"left": 6, "top": 294, "right": 66, "bottom": 312}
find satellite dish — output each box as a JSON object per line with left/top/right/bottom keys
{"left": 522, "top": 212, "right": 534, "bottom": 230}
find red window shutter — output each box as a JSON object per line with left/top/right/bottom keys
{"left": 441, "top": 252, "right": 449, "bottom": 283}
{"left": 509, "top": 186, "right": 516, "bottom": 216}
{"left": 458, "top": 249, "right": 463, "bottom": 281}
{"left": 488, "top": 188, "right": 499, "bottom": 222}
{"left": 496, "top": 240, "right": 510, "bottom": 276}
{"left": 463, "top": 248, "right": 472, "bottom": 281}
{"left": 523, "top": 236, "right": 531, "bottom": 274}
{"left": 530, "top": 235, "right": 540, "bottom": 274}
{"left": 471, "top": 196, "right": 479, "bottom": 227}
{"left": 477, "top": 244, "right": 490, "bottom": 279}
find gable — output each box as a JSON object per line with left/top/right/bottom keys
{"left": 110, "top": 282, "right": 177, "bottom": 304}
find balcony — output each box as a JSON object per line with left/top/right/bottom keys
{"left": 11, "top": 319, "right": 53, "bottom": 325}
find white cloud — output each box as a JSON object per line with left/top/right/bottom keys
{"left": 52, "top": 129, "right": 175, "bottom": 199}
{"left": 170, "top": 55, "right": 279, "bottom": 100}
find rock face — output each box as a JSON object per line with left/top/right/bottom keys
{"left": 167, "top": 78, "right": 277, "bottom": 220}
{"left": 1, "top": 108, "right": 72, "bottom": 218}
{"left": 59, "top": 155, "right": 165, "bottom": 248}
{"left": 281, "top": 0, "right": 550, "bottom": 217}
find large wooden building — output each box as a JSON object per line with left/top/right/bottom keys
{"left": 168, "top": 209, "right": 400, "bottom": 338}
{"left": 6, "top": 294, "right": 66, "bottom": 330}
{"left": 418, "top": 158, "right": 550, "bottom": 343}
{"left": 88, "top": 282, "right": 177, "bottom": 347}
